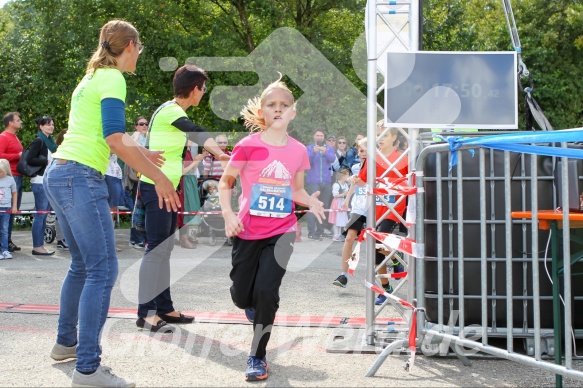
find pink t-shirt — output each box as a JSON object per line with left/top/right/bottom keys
{"left": 229, "top": 132, "right": 310, "bottom": 240}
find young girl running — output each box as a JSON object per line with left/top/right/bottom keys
{"left": 332, "top": 138, "right": 368, "bottom": 288}
{"left": 358, "top": 121, "right": 408, "bottom": 305}
{"left": 219, "top": 75, "right": 326, "bottom": 382}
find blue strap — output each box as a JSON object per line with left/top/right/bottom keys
{"left": 442, "top": 129, "right": 583, "bottom": 170}
{"left": 434, "top": 135, "right": 475, "bottom": 171}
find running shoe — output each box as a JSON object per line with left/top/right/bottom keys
{"left": 392, "top": 252, "right": 405, "bottom": 273}
{"left": 333, "top": 275, "right": 348, "bottom": 288}
{"left": 245, "top": 356, "right": 268, "bottom": 381}
{"left": 57, "top": 239, "right": 69, "bottom": 250}
{"left": 375, "top": 284, "right": 393, "bottom": 305}
{"left": 245, "top": 307, "right": 255, "bottom": 323}
{"left": 8, "top": 240, "right": 20, "bottom": 252}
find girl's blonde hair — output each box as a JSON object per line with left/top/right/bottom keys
{"left": 86, "top": 20, "right": 140, "bottom": 75}
{"left": 241, "top": 73, "right": 295, "bottom": 132}
{"left": 357, "top": 137, "right": 368, "bottom": 149}
{"left": 376, "top": 119, "right": 400, "bottom": 139}
{"left": 376, "top": 119, "right": 385, "bottom": 130}
{"left": 0, "top": 159, "right": 12, "bottom": 176}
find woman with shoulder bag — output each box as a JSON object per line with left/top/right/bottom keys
{"left": 27, "top": 115, "right": 56, "bottom": 256}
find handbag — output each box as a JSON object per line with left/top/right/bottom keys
{"left": 16, "top": 146, "right": 43, "bottom": 177}
{"left": 131, "top": 185, "right": 146, "bottom": 232}
{"left": 124, "top": 163, "right": 139, "bottom": 183}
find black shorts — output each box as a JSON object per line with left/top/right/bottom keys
{"left": 342, "top": 213, "right": 366, "bottom": 236}
{"left": 375, "top": 219, "right": 399, "bottom": 264}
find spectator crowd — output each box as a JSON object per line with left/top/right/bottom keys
{"left": 2, "top": 110, "right": 409, "bottom": 312}
{"left": 0, "top": 112, "right": 406, "bottom": 258}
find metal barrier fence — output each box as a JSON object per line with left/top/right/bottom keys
{"left": 415, "top": 138, "right": 583, "bottom": 382}
{"left": 367, "top": 133, "right": 583, "bottom": 385}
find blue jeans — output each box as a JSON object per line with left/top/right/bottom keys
{"left": 137, "top": 182, "right": 176, "bottom": 318}
{"left": 8, "top": 175, "right": 23, "bottom": 241}
{"left": 31, "top": 183, "right": 49, "bottom": 248}
{"left": 130, "top": 227, "right": 145, "bottom": 245}
{"left": 43, "top": 160, "right": 118, "bottom": 373}
{"left": 0, "top": 207, "right": 10, "bottom": 252}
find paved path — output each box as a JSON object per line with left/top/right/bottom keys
{"left": 0, "top": 229, "right": 574, "bottom": 386}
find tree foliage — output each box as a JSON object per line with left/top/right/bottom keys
{"left": 423, "top": 0, "right": 583, "bottom": 130}
{"left": 0, "top": 0, "right": 582, "bottom": 151}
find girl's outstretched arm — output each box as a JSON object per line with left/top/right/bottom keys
{"left": 292, "top": 171, "right": 326, "bottom": 223}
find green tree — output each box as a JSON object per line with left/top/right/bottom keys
{"left": 4, "top": 0, "right": 582, "bottom": 137}
{"left": 423, "top": 0, "right": 583, "bottom": 130}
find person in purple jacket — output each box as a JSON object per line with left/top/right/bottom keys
{"left": 305, "top": 128, "right": 336, "bottom": 240}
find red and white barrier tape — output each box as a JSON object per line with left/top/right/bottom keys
{"left": 376, "top": 272, "right": 408, "bottom": 280}
{"left": 347, "top": 228, "right": 420, "bottom": 274}
{"left": 2, "top": 208, "right": 351, "bottom": 216}
{"left": 366, "top": 280, "right": 418, "bottom": 371}
{"left": 368, "top": 230, "right": 421, "bottom": 257}
{"left": 346, "top": 228, "right": 419, "bottom": 370}
{"left": 373, "top": 175, "right": 418, "bottom": 196}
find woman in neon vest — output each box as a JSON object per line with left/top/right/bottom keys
{"left": 45, "top": 20, "right": 179, "bottom": 388}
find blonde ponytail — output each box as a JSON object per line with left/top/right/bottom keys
{"left": 241, "top": 97, "right": 265, "bottom": 132}
{"left": 86, "top": 19, "right": 139, "bottom": 74}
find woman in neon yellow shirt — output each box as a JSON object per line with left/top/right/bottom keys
{"left": 45, "top": 20, "right": 179, "bottom": 388}
{"left": 136, "top": 64, "right": 228, "bottom": 332}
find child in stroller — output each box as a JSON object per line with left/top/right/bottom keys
{"left": 199, "top": 179, "right": 231, "bottom": 246}
{"left": 202, "top": 180, "right": 220, "bottom": 211}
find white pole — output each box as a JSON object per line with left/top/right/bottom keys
{"left": 365, "top": 0, "right": 378, "bottom": 346}
{"left": 407, "top": 0, "right": 421, "bottom": 306}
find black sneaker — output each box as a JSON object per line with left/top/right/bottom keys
{"left": 333, "top": 275, "right": 348, "bottom": 288}
{"left": 56, "top": 240, "right": 69, "bottom": 250}
{"left": 8, "top": 240, "right": 21, "bottom": 252}
{"left": 308, "top": 234, "right": 322, "bottom": 241}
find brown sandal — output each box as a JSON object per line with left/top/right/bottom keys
{"left": 179, "top": 235, "right": 196, "bottom": 249}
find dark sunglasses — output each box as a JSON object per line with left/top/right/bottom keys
{"left": 201, "top": 85, "right": 208, "bottom": 93}
{"left": 337, "top": 141, "right": 346, "bottom": 144}
{"left": 137, "top": 122, "right": 148, "bottom": 126}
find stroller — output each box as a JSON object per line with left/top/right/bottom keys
{"left": 198, "top": 178, "right": 231, "bottom": 246}
{"left": 44, "top": 213, "right": 57, "bottom": 243}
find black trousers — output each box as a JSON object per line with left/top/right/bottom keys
{"left": 137, "top": 182, "right": 177, "bottom": 317}
{"left": 230, "top": 232, "right": 295, "bottom": 359}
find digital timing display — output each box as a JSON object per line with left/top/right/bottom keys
{"left": 385, "top": 51, "right": 518, "bottom": 129}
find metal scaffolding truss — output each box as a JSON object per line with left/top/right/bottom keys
{"left": 363, "top": 0, "right": 421, "bottom": 346}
